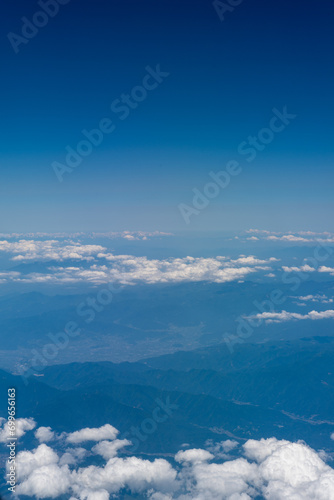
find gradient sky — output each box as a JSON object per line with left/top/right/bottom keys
{"left": 1, "top": 0, "right": 334, "bottom": 233}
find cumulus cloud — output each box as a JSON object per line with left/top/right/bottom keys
{"left": 175, "top": 448, "right": 214, "bottom": 464}
{"left": 0, "top": 239, "right": 106, "bottom": 262}
{"left": 244, "top": 437, "right": 334, "bottom": 500}
{"left": 35, "top": 426, "right": 55, "bottom": 443}
{"left": 246, "top": 309, "right": 334, "bottom": 323}
{"left": 59, "top": 447, "right": 88, "bottom": 467}
{"left": 0, "top": 417, "right": 36, "bottom": 443}
{"left": 319, "top": 266, "right": 334, "bottom": 276}
{"left": 16, "top": 463, "right": 71, "bottom": 498}
{"left": 282, "top": 265, "right": 334, "bottom": 278}
{"left": 205, "top": 439, "right": 239, "bottom": 458}
{"left": 0, "top": 253, "right": 278, "bottom": 286}
{"left": 3, "top": 421, "right": 334, "bottom": 499}
{"left": 66, "top": 424, "right": 119, "bottom": 444}
{"left": 92, "top": 439, "right": 131, "bottom": 459}
{"left": 282, "top": 264, "right": 317, "bottom": 273}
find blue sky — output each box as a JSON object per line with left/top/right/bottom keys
{"left": 1, "top": 0, "right": 334, "bottom": 233}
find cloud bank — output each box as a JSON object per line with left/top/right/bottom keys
{"left": 246, "top": 309, "right": 334, "bottom": 323}
{"left": 0, "top": 252, "right": 278, "bottom": 286}
{"left": 3, "top": 421, "right": 334, "bottom": 499}
{"left": 246, "top": 229, "right": 334, "bottom": 244}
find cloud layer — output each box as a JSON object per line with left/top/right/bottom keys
{"left": 3, "top": 420, "right": 334, "bottom": 499}
{"left": 246, "top": 229, "right": 334, "bottom": 244}
{"left": 0, "top": 249, "right": 278, "bottom": 285}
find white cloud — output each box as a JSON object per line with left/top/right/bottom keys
{"left": 244, "top": 230, "right": 334, "bottom": 244}
{"left": 66, "top": 424, "right": 119, "bottom": 444}
{"left": 187, "top": 440, "right": 239, "bottom": 461}
{"left": 319, "top": 266, "right": 334, "bottom": 276}
{"left": 71, "top": 455, "right": 177, "bottom": 496}
{"left": 35, "top": 426, "right": 55, "bottom": 443}
{"left": 13, "top": 443, "right": 59, "bottom": 482}
{"left": 16, "top": 463, "right": 71, "bottom": 498}
{"left": 59, "top": 447, "right": 88, "bottom": 466}
{"left": 292, "top": 294, "right": 333, "bottom": 305}
{"left": 269, "top": 234, "right": 309, "bottom": 242}
{"left": 244, "top": 437, "right": 334, "bottom": 500}
{"left": 0, "top": 254, "right": 277, "bottom": 286}
{"left": 4, "top": 421, "right": 334, "bottom": 500}
{"left": 92, "top": 439, "right": 131, "bottom": 459}
{"left": 0, "top": 240, "right": 106, "bottom": 261}
{"left": 0, "top": 231, "right": 172, "bottom": 241}
{"left": 246, "top": 309, "right": 334, "bottom": 323}
{"left": 175, "top": 448, "right": 214, "bottom": 464}
{"left": 282, "top": 264, "right": 317, "bottom": 273}
{"left": 0, "top": 417, "right": 36, "bottom": 443}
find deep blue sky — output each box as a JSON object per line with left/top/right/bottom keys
{"left": 1, "top": 0, "right": 333, "bottom": 233}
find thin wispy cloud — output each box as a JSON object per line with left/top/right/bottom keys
{"left": 245, "top": 229, "right": 334, "bottom": 243}
{"left": 291, "top": 294, "right": 333, "bottom": 305}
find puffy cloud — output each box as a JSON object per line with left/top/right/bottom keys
{"left": 1, "top": 254, "right": 278, "bottom": 286}
{"left": 79, "top": 490, "right": 110, "bottom": 500}
{"left": 182, "top": 457, "right": 259, "bottom": 499}
{"left": 269, "top": 234, "right": 309, "bottom": 242}
{"left": 13, "top": 443, "right": 59, "bottom": 482}
{"left": 16, "top": 463, "right": 71, "bottom": 498}
{"left": 175, "top": 448, "right": 214, "bottom": 464}
{"left": 97, "top": 254, "right": 266, "bottom": 285}
{"left": 230, "top": 256, "right": 279, "bottom": 266}
{"left": 246, "top": 309, "right": 334, "bottom": 324}
{"left": 71, "top": 455, "right": 177, "bottom": 496}
{"left": 35, "top": 426, "right": 55, "bottom": 443}
{"left": 319, "top": 266, "right": 334, "bottom": 276}
{"left": 205, "top": 439, "right": 239, "bottom": 458}
{"left": 0, "top": 417, "right": 36, "bottom": 443}
{"left": 282, "top": 264, "right": 317, "bottom": 273}
{"left": 244, "top": 437, "right": 334, "bottom": 500}
{"left": 0, "top": 239, "right": 106, "bottom": 261}
{"left": 3, "top": 421, "right": 334, "bottom": 500}
{"left": 66, "top": 424, "right": 119, "bottom": 444}
{"left": 92, "top": 439, "right": 131, "bottom": 459}
{"left": 59, "top": 447, "right": 88, "bottom": 466}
